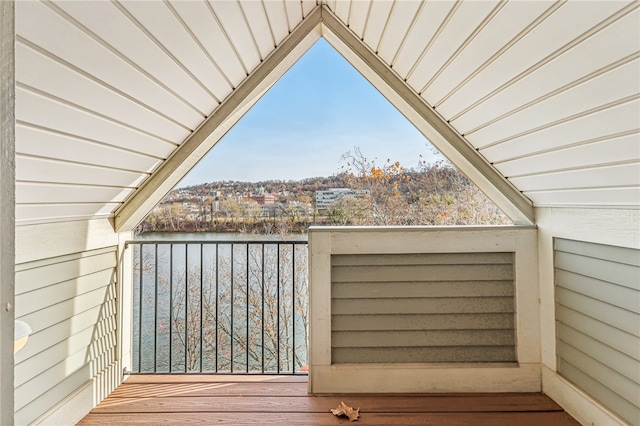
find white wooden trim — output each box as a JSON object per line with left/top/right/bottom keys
{"left": 114, "top": 6, "right": 323, "bottom": 232}
{"left": 536, "top": 207, "right": 640, "bottom": 370}
{"left": 117, "top": 231, "right": 133, "bottom": 374}
{"left": 15, "top": 219, "right": 119, "bottom": 265}
{"left": 0, "top": 2, "right": 15, "bottom": 424}
{"left": 319, "top": 7, "right": 535, "bottom": 226}
{"left": 308, "top": 226, "right": 540, "bottom": 394}
{"left": 542, "top": 365, "right": 628, "bottom": 426}
{"left": 31, "top": 360, "right": 122, "bottom": 426}
{"left": 311, "top": 363, "right": 540, "bottom": 394}
{"left": 536, "top": 207, "right": 639, "bottom": 426}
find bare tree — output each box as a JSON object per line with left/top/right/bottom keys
{"left": 133, "top": 241, "right": 309, "bottom": 373}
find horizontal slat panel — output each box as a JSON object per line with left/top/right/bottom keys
{"left": 466, "top": 58, "right": 640, "bottom": 145}
{"left": 426, "top": 0, "right": 556, "bottom": 106}
{"left": 16, "top": 249, "right": 116, "bottom": 294}
{"left": 495, "top": 133, "right": 640, "bottom": 177}
{"left": 15, "top": 311, "right": 116, "bottom": 386}
{"left": 171, "top": 1, "right": 245, "bottom": 88}
{"left": 332, "top": 264, "right": 514, "bottom": 283}
{"left": 332, "top": 281, "right": 513, "bottom": 299}
{"left": 375, "top": 0, "right": 422, "bottom": 65}
{"left": 557, "top": 360, "right": 639, "bottom": 426}
{"left": 509, "top": 163, "right": 640, "bottom": 192}
{"left": 557, "top": 289, "right": 639, "bottom": 338}
{"left": 332, "top": 297, "right": 514, "bottom": 315}
{"left": 284, "top": 0, "right": 303, "bottom": 32}
{"left": 209, "top": 1, "right": 261, "bottom": 73}
{"left": 452, "top": 6, "right": 640, "bottom": 133}
{"left": 558, "top": 323, "right": 640, "bottom": 384}
{"left": 360, "top": 0, "right": 393, "bottom": 53}
{"left": 332, "top": 313, "right": 514, "bottom": 332}
{"left": 15, "top": 203, "right": 120, "bottom": 225}
{"left": 15, "top": 330, "right": 116, "bottom": 410}
{"left": 332, "top": 346, "right": 516, "bottom": 364}
{"left": 58, "top": 0, "right": 215, "bottom": 115}
{"left": 408, "top": 0, "right": 501, "bottom": 92}
{"left": 16, "top": 86, "right": 176, "bottom": 157}
{"left": 481, "top": 98, "right": 640, "bottom": 162}
{"left": 16, "top": 182, "right": 134, "bottom": 205}
{"left": 15, "top": 0, "right": 202, "bottom": 126}
{"left": 16, "top": 40, "right": 190, "bottom": 141}
{"left": 15, "top": 352, "right": 117, "bottom": 426}
{"left": 556, "top": 269, "right": 640, "bottom": 314}
{"left": 556, "top": 238, "right": 640, "bottom": 266}
{"left": 525, "top": 187, "right": 640, "bottom": 207}
{"left": 16, "top": 155, "right": 147, "bottom": 187}
{"left": 332, "top": 252, "right": 513, "bottom": 266}
{"left": 391, "top": 1, "right": 456, "bottom": 78}
{"left": 557, "top": 310, "right": 639, "bottom": 361}
{"left": 557, "top": 341, "right": 639, "bottom": 405}
{"left": 116, "top": 1, "right": 230, "bottom": 103}
{"left": 262, "top": 0, "right": 290, "bottom": 45}
{"left": 16, "top": 284, "right": 116, "bottom": 340}
{"left": 556, "top": 250, "right": 640, "bottom": 290}
{"left": 438, "top": 0, "right": 632, "bottom": 118}
{"left": 15, "top": 301, "right": 115, "bottom": 363}
{"left": 16, "top": 268, "right": 116, "bottom": 317}
{"left": 332, "top": 330, "right": 514, "bottom": 348}
{"left": 237, "top": 1, "right": 274, "bottom": 60}
{"left": 16, "top": 124, "right": 161, "bottom": 173}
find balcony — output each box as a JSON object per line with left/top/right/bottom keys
{"left": 78, "top": 375, "right": 580, "bottom": 425}
{"left": 72, "top": 226, "right": 584, "bottom": 424}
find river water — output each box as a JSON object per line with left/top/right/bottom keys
{"left": 131, "top": 232, "right": 309, "bottom": 374}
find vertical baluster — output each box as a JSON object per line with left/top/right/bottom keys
{"left": 246, "top": 243, "right": 249, "bottom": 373}
{"left": 292, "top": 243, "right": 295, "bottom": 374}
{"left": 169, "top": 244, "right": 173, "bottom": 373}
{"left": 138, "top": 244, "right": 143, "bottom": 372}
{"left": 276, "top": 243, "right": 280, "bottom": 374}
{"left": 215, "top": 243, "right": 219, "bottom": 373}
{"left": 184, "top": 244, "right": 188, "bottom": 372}
{"left": 200, "top": 243, "right": 204, "bottom": 373}
{"left": 261, "top": 243, "right": 265, "bottom": 373}
{"left": 153, "top": 244, "right": 158, "bottom": 373}
{"left": 230, "top": 243, "right": 234, "bottom": 373}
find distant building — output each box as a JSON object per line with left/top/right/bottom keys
{"left": 247, "top": 193, "right": 277, "bottom": 205}
{"left": 315, "top": 188, "right": 370, "bottom": 210}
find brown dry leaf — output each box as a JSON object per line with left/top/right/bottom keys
{"left": 330, "top": 401, "right": 360, "bottom": 422}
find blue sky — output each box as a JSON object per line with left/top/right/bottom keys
{"left": 178, "top": 39, "right": 442, "bottom": 187}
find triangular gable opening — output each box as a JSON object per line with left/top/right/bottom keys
{"left": 139, "top": 38, "right": 513, "bottom": 233}
{"left": 114, "top": 5, "right": 533, "bottom": 232}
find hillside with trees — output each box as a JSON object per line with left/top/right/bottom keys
{"left": 137, "top": 149, "right": 511, "bottom": 234}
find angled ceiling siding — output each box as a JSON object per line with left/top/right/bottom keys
{"left": 13, "top": 0, "right": 640, "bottom": 226}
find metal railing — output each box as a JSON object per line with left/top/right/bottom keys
{"left": 128, "top": 239, "right": 308, "bottom": 374}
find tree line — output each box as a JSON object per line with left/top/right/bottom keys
{"left": 137, "top": 148, "right": 511, "bottom": 234}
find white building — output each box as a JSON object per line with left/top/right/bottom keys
{"left": 315, "top": 188, "right": 370, "bottom": 210}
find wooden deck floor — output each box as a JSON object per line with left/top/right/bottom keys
{"left": 78, "top": 375, "right": 580, "bottom": 425}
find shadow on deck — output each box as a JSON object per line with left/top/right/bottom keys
{"left": 77, "top": 375, "right": 580, "bottom": 425}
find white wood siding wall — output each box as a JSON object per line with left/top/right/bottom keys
{"left": 326, "top": 0, "right": 640, "bottom": 209}
{"left": 554, "top": 238, "right": 640, "bottom": 426}
{"left": 12, "top": 1, "right": 640, "bottom": 225}
{"left": 14, "top": 246, "right": 118, "bottom": 425}
{"left": 309, "top": 226, "right": 540, "bottom": 394}
{"left": 331, "top": 252, "right": 516, "bottom": 364}
{"left": 13, "top": 0, "right": 315, "bottom": 225}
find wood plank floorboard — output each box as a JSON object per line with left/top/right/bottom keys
{"left": 78, "top": 375, "right": 581, "bottom": 426}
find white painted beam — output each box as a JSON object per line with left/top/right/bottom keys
{"left": 0, "top": 2, "right": 15, "bottom": 424}
{"left": 320, "top": 6, "right": 535, "bottom": 225}
{"left": 114, "top": 6, "right": 323, "bottom": 232}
